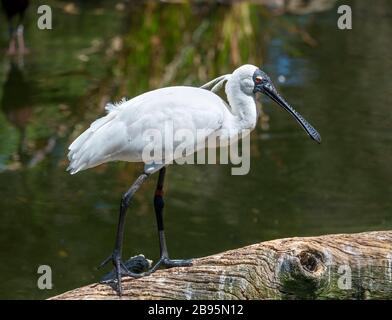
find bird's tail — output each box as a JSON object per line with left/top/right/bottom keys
{"left": 67, "top": 109, "right": 118, "bottom": 174}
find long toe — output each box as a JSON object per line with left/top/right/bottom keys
{"left": 162, "top": 258, "right": 193, "bottom": 268}
{"left": 100, "top": 260, "right": 143, "bottom": 283}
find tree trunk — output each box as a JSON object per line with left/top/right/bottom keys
{"left": 50, "top": 231, "right": 392, "bottom": 300}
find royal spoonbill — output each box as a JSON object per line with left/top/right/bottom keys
{"left": 67, "top": 64, "right": 321, "bottom": 295}
{"left": 1, "top": 0, "right": 29, "bottom": 55}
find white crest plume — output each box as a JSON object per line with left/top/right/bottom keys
{"left": 200, "top": 74, "right": 232, "bottom": 93}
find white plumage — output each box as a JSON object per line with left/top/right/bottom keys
{"left": 67, "top": 64, "right": 320, "bottom": 175}
{"left": 67, "top": 65, "right": 259, "bottom": 174}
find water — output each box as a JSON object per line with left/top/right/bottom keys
{"left": 0, "top": 0, "right": 391, "bottom": 299}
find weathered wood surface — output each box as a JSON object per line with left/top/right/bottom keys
{"left": 50, "top": 231, "right": 392, "bottom": 300}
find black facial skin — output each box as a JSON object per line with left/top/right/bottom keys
{"left": 253, "top": 69, "right": 321, "bottom": 144}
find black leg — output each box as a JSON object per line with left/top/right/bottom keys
{"left": 148, "top": 167, "right": 193, "bottom": 271}
{"left": 154, "top": 167, "right": 169, "bottom": 257}
{"left": 99, "top": 167, "right": 192, "bottom": 296}
{"left": 99, "top": 172, "right": 149, "bottom": 296}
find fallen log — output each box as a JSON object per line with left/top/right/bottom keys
{"left": 50, "top": 231, "right": 392, "bottom": 300}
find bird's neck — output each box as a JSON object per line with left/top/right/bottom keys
{"left": 225, "top": 81, "right": 258, "bottom": 131}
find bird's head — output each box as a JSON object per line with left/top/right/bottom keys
{"left": 233, "top": 64, "right": 321, "bottom": 144}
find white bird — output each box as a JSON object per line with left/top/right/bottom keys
{"left": 67, "top": 64, "right": 321, "bottom": 295}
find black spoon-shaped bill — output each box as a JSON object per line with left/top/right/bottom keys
{"left": 263, "top": 85, "right": 321, "bottom": 144}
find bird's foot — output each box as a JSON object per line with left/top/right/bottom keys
{"left": 98, "top": 253, "right": 192, "bottom": 296}
{"left": 98, "top": 252, "right": 149, "bottom": 296}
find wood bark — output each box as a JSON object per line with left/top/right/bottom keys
{"left": 50, "top": 231, "right": 392, "bottom": 300}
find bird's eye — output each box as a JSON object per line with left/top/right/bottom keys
{"left": 255, "top": 76, "right": 263, "bottom": 84}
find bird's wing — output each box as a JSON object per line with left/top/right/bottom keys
{"left": 67, "top": 87, "right": 228, "bottom": 174}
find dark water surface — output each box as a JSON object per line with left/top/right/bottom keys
{"left": 0, "top": 0, "right": 391, "bottom": 299}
